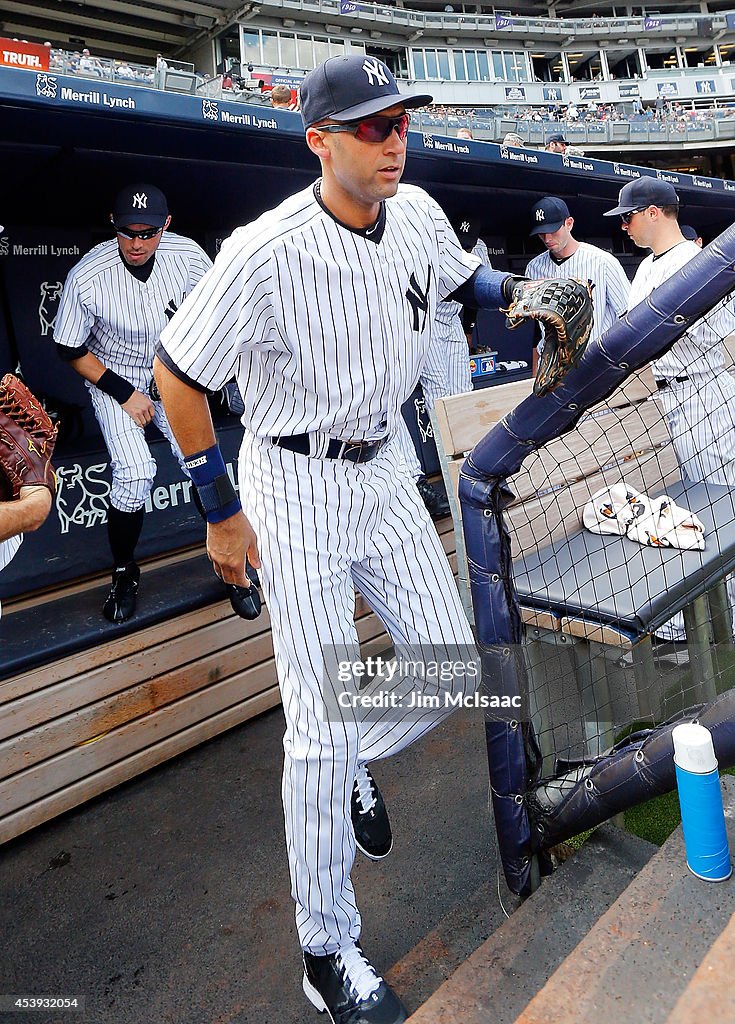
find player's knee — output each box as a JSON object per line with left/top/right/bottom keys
{"left": 111, "top": 459, "right": 156, "bottom": 511}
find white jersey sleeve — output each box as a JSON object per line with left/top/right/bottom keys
{"left": 54, "top": 270, "right": 94, "bottom": 349}
{"left": 188, "top": 244, "right": 213, "bottom": 290}
{"left": 158, "top": 228, "right": 275, "bottom": 391}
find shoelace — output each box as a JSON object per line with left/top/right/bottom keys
{"left": 353, "top": 765, "right": 376, "bottom": 815}
{"left": 335, "top": 945, "right": 382, "bottom": 1003}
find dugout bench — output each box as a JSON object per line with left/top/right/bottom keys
{"left": 431, "top": 369, "right": 735, "bottom": 773}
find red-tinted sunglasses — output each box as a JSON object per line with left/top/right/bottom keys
{"left": 316, "top": 112, "right": 410, "bottom": 143}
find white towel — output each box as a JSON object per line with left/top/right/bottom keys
{"left": 583, "top": 484, "right": 705, "bottom": 551}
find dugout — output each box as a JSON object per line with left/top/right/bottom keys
{"left": 2, "top": 65, "right": 735, "bottom": 844}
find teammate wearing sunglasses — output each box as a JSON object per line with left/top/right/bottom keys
{"left": 153, "top": 55, "right": 574, "bottom": 1024}
{"left": 55, "top": 183, "right": 260, "bottom": 623}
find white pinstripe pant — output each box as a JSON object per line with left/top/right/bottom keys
{"left": 88, "top": 367, "right": 187, "bottom": 512}
{"left": 239, "top": 432, "right": 476, "bottom": 954}
{"left": 656, "top": 374, "right": 735, "bottom": 640}
{"left": 398, "top": 317, "right": 473, "bottom": 482}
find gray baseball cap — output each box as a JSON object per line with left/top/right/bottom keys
{"left": 300, "top": 55, "right": 432, "bottom": 128}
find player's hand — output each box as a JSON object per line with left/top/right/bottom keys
{"left": 122, "top": 390, "right": 156, "bottom": 427}
{"left": 207, "top": 510, "right": 261, "bottom": 588}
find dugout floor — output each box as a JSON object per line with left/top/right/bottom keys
{"left": 1, "top": 704, "right": 497, "bottom": 1024}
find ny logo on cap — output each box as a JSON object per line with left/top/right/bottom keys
{"left": 362, "top": 57, "right": 389, "bottom": 87}
{"left": 133, "top": 193, "right": 148, "bottom": 210}
{"left": 535, "top": 209, "right": 545, "bottom": 222}
{"left": 460, "top": 221, "right": 470, "bottom": 233}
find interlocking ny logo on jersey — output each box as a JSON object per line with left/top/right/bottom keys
{"left": 406, "top": 268, "right": 432, "bottom": 332}
{"left": 133, "top": 192, "right": 148, "bottom": 210}
{"left": 363, "top": 58, "right": 389, "bottom": 87}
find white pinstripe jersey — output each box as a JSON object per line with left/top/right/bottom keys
{"left": 435, "top": 237, "right": 491, "bottom": 329}
{"left": 159, "top": 183, "right": 480, "bottom": 441}
{"left": 54, "top": 233, "right": 212, "bottom": 372}
{"left": 526, "top": 241, "right": 630, "bottom": 343}
{"left": 627, "top": 240, "right": 726, "bottom": 380}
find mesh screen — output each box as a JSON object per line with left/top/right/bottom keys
{"left": 505, "top": 302, "right": 735, "bottom": 786}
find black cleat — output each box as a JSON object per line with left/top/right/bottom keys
{"left": 227, "top": 582, "right": 262, "bottom": 620}
{"left": 303, "top": 945, "right": 407, "bottom": 1024}
{"left": 351, "top": 765, "right": 392, "bottom": 861}
{"left": 102, "top": 562, "right": 140, "bottom": 623}
{"left": 415, "top": 477, "right": 450, "bottom": 520}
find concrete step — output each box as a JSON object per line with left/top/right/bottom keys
{"left": 514, "top": 775, "right": 735, "bottom": 1024}
{"left": 665, "top": 910, "right": 735, "bottom": 1024}
{"left": 404, "top": 823, "right": 656, "bottom": 1023}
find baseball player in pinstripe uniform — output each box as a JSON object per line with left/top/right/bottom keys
{"left": 398, "top": 232, "right": 492, "bottom": 515}
{"left": 605, "top": 177, "right": 735, "bottom": 640}
{"left": 152, "top": 56, "right": 578, "bottom": 1024}
{"left": 54, "top": 184, "right": 259, "bottom": 623}
{"left": 526, "top": 197, "right": 630, "bottom": 374}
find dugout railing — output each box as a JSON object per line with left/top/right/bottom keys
{"left": 432, "top": 225, "right": 735, "bottom": 897}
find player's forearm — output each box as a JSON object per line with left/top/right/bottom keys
{"left": 448, "top": 267, "right": 519, "bottom": 309}
{"left": 66, "top": 351, "right": 108, "bottom": 385}
{"left": 0, "top": 488, "right": 52, "bottom": 542}
{"left": 152, "top": 356, "right": 216, "bottom": 456}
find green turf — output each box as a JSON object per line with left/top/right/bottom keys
{"left": 624, "top": 766, "right": 735, "bottom": 847}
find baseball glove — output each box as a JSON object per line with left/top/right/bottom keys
{"left": 0, "top": 374, "right": 58, "bottom": 499}
{"left": 503, "top": 278, "right": 594, "bottom": 396}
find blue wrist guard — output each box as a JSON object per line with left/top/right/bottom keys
{"left": 185, "top": 445, "right": 241, "bottom": 524}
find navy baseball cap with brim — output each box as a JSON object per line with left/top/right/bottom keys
{"left": 680, "top": 224, "right": 699, "bottom": 241}
{"left": 604, "top": 177, "right": 679, "bottom": 217}
{"left": 548, "top": 133, "right": 567, "bottom": 144}
{"left": 300, "top": 54, "right": 433, "bottom": 128}
{"left": 112, "top": 183, "right": 169, "bottom": 228}
{"left": 530, "top": 196, "right": 570, "bottom": 236}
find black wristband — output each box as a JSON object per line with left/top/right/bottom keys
{"left": 96, "top": 369, "right": 136, "bottom": 405}
{"left": 502, "top": 274, "right": 526, "bottom": 304}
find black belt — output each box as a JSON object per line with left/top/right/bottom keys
{"left": 655, "top": 375, "right": 689, "bottom": 390}
{"left": 272, "top": 433, "right": 389, "bottom": 464}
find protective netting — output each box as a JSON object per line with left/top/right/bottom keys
{"left": 460, "top": 224, "right": 735, "bottom": 897}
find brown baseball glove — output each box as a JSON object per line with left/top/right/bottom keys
{"left": 0, "top": 374, "right": 58, "bottom": 499}
{"left": 503, "top": 277, "right": 594, "bottom": 396}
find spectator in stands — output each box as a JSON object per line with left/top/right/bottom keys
{"left": 681, "top": 224, "right": 704, "bottom": 248}
{"left": 457, "top": 127, "right": 474, "bottom": 140}
{"left": 545, "top": 133, "right": 567, "bottom": 153}
{"left": 270, "top": 84, "right": 293, "bottom": 109}
{"left": 79, "top": 48, "right": 102, "bottom": 77}
{"left": 545, "top": 133, "right": 585, "bottom": 156}
{"left": 115, "top": 61, "right": 136, "bottom": 81}
{"left": 502, "top": 131, "right": 525, "bottom": 147}
{"left": 154, "top": 53, "right": 168, "bottom": 89}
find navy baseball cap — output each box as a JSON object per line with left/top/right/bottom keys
{"left": 300, "top": 54, "right": 432, "bottom": 128}
{"left": 548, "top": 133, "right": 567, "bottom": 144}
{"left": 680, "top": 224, "right": 699, "bottom": 241}
{"left": 530, "top": 196, "right": 571, "bottom": 235}
{"left": 604, "top": 177, "right": 679, "bottom": 217}
{"left": 112, "top": 183, "right": 169, "bottom": 228}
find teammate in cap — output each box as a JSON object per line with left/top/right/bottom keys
{"left": 526, "top": 196, "right": 630, "bottom": 372}
{"left": 604, "top": 177, "right": 735, "bottom": 639}
{"left": 54, "top": 184, "right": 259, "bottom": 623}
{"left": 398, "top": 225, "right": 493, "bottom": 517}
{"left": 680, "top": 224, "right": 704, "bottom": 248}
{"left": 152, "top": 54, "right": 550, "bottom": 1024}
